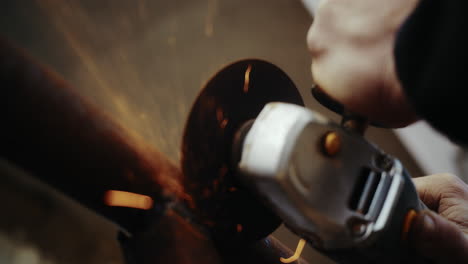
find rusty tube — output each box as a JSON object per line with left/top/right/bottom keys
{"left": 0, "top": 38, "right": 182, "bottom": 233}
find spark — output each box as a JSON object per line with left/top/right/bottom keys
{"left": 216, "top": 107, "right": 229, "bottom": 128}
{"left": 205, "top": 0, "right": 217, "bottom": 37}
{"left": 104, "top": 190, "right": 153, "bottom": 210}
{"left": 220, "top": 118, "right": 228, "bottom": 129}
{"left": 280, "top": 238, "right": 306, "bottom": 263}
{"left": 243, "top": 64, "right": 252, "bottom": 93}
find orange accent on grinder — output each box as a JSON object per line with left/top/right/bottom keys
{"left": 402, "top": 209, "right": 417, "bottom": 241}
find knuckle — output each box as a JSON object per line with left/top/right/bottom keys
{"left": 307, "top": 27, "right": 325, "bottom": 57}
{"left": 307, "top": 3, "right": 338, "bottom": 57}
{"left": 440, "top": 173, "right": 462, "bottom": 185}
{"left": 439, "top": 173, "right": 468, "bottom": 198}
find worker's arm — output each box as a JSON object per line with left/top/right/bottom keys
{"left": 307, "top": 0, "right": 420, "bottom": 127}
{"left": 395, "top": 0, "right": 468, "bottom": 145}
{"left": 307, "top": 0, "right": 468, "bottom": 145}
{"left": 307, "top": 1, "right": 468, "bottom": 262}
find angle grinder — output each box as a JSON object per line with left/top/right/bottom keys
{"left": 181, "top": 59, "right": 427, "bottom": 263}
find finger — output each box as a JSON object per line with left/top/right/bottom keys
{"left": 301, "top": 0, "right": 323, "bottom": 16}
{"left": 410, "top": 210, "right": 468, "bottom": 264}
{"left": 412, "top": 174, "right": 468, "bottom": 211}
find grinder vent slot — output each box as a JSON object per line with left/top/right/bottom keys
{"left": 349, "top": 168, "right": 381, "bottom": 215}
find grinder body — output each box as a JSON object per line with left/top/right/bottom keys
{"left": 236, "top": 102, "right": 426, "bottom": 264}
{"left": 182, "top": 59, "right": 426, "bottom": 264}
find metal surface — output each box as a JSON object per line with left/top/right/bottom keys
{"left": 0, "top": 159, "right": 125, "bottom": 264}
{"left": 239, "top": 102, "right": 380, "bottom": 249}
{"left": 0, "top": 39, "right": 181, "bottom": 234}
{"left": 181, "top": 59, "right": 304, "bottom": 243}
{"left": 0, "top": 158, "right": 308, "bottom": 264}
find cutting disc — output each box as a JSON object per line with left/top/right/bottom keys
{"left": 181, "top": 59, "right": 304, "bottom": 243}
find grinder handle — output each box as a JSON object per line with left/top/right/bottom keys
{"left": 383, "top": 168, "right": 430, "bottom": 264}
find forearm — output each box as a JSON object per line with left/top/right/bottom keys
{"left": 395, "top": 0, "right": 468, "bottom": 146}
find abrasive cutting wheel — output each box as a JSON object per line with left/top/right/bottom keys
{"left": 181, "top": 59, "right": 304, "bottom": 243}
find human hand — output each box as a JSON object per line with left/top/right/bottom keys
{"left": 410, "top": 174, "right": 468, "bottom": 263}
{"left": 306, "top": 0, "right": 420, "bottom": 127}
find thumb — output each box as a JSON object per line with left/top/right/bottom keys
{"left": 302, "top": 0, "right": 323, "bottom": 16}
{"left": 410, "top": 210, "right": 468, "bottom": 263}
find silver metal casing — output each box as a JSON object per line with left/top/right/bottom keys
{"left": 239, "top": 102, "right": 407, "bottom": 250}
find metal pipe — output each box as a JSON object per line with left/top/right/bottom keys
{"left": 0, "top": 38, "right": 183, "bottom": 233}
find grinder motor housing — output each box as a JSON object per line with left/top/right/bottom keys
{"left": 234, "top": 102, "right": 426, "bottom": 264}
